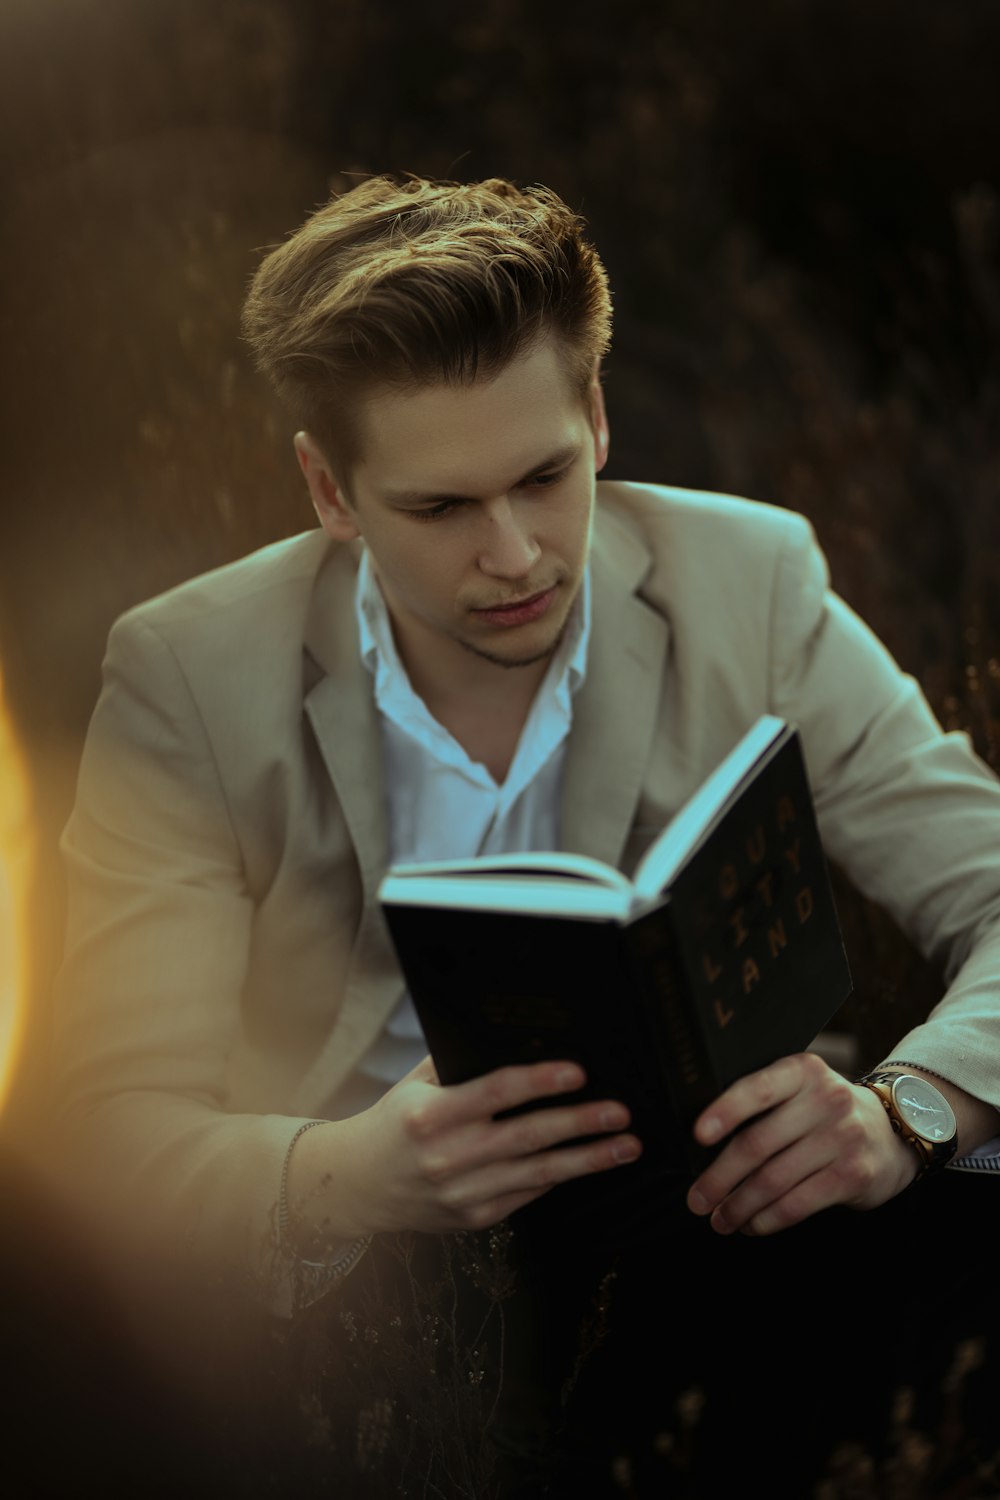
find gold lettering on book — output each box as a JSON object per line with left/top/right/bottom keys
{"left": 714, "top": 998, "right": 735, "bottom": 1029}
{"left": 745, "top": 824, "right": 767, "bottom": 864}
{"left": 777, "top": 795, "right": 796, "bottom": 832}
{"left": 784, "top": 837, "right": 802, "bottom": 876}
{"left": 767, "top": 918, "right": 788, "bottom": 957}
{"left": 742, "top": 957, "right": 761, "bottom": 994}
{"left": 693, "top": 774, "right": 819, "bottom": 1033}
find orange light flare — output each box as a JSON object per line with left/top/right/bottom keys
{"left": 0, "top": 658, "right": 34, "bottom": 1119}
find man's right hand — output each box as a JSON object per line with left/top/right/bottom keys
{"left": 285, "top": 1056, "right": 641, "bottom": 1249}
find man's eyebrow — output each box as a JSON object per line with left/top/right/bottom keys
{"left": 382, "top": 445, "right": 582, "bottom": 507}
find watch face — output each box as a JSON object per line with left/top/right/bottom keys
{"left": 891, "top": 1076, "right": 957, "bottom": 1143}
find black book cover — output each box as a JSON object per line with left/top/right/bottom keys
{"left": 631, "top": 722, "right": 852, "bottom": 1127}
{"left": 381, "top": 724, "right": 852, "bottom": 1176}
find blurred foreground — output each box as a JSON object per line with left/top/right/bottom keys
{"left": 1, "top": 3, "right": 998, "bottom": 1495}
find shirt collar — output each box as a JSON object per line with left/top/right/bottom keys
{"left": 355, "top": 546, "right": 591, "bottom": 722}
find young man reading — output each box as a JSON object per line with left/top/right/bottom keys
{"left": 54, "top": 175, "right": 1000, "bottom": 1490}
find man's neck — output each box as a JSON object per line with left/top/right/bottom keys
{"left": 402, "top": 648, "right": 551, "bottom": 784}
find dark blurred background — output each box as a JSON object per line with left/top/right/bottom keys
{"left": 1, "top": 5, "right": 999, "bottom": 1494}
{"left": 1, "top": 0, "right": 998, "bottom": 1151}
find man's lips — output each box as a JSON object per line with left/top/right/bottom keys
{"left": 472, "top": 586, "right": 557, "bottom": 627}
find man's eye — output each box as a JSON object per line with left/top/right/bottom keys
{"left": 412, "top": 500, "right": 461, "bottom": 521}
{"left": 526, "top": 467, "right": 569, "bottom": 490}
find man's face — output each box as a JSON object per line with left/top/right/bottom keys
{"left": 304, "top": 337, "right": 609, "bottom": 681}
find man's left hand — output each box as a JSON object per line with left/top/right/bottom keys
{"left": 686, "top": 1052, "right": 919, "bottom": 1235}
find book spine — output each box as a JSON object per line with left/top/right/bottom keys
{"left": 622, "top": 906, "right": 717, "bottom": 1140}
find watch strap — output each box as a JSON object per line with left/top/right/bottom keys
{"left": 857, "top": 1070, "right": 958, "bottom": 1180}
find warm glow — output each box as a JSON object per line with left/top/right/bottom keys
{"left": 0, "top": 660, "right": 33, "bottom": 1116}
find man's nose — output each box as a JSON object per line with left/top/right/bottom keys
{"left": 477, "top": 498, "right": 541, "bottom": 578}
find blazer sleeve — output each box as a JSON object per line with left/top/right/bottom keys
{"left": 51, "top": 611, "right": 331, "bottom": 1311}
{"left": 767, "top": 515, "right": 1000, "bottom": 1112}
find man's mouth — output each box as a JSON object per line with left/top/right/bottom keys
{"left": 472, "top": 586, "right": 557, "bottom": 627}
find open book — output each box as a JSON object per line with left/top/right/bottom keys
{"left": 379, "top": 716, "right": 852, "bottom": 1167}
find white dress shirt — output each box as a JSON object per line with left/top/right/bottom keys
{"left": 354, "top": 544, "right": 591, "bottom": 1094}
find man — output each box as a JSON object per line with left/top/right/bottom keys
{"left": 53, "top": 175, "right": 1000, "bottom": 1490}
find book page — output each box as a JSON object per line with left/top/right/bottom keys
{"left": 384, "top": 849, "right": 631, "bottom": 889}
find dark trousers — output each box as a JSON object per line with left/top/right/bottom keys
{"left": 496, "top": 1165, "right": 997, "bottom": 1497}
{"left": 280, "top": 1166, "right": 996, "bottom": 1498}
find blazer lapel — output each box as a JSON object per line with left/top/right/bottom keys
{"left": 291, "top": 508, "right": 673, "bottom": 1113}
{"left": 293, "top": 540, "right": 406, "bottom": 1114}
{"left": 302, "top": 540, "right": 387, "bottom": 900}
{"left": 561, "top": 505, "right": 670, "bottom": 870}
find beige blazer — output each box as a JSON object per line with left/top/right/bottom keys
{"left": 52, "top": 482, "right": 1000, "bottom": 1286}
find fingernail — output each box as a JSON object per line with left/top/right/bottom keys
{"left": 699, "top": 1116, "right": 722, "bottom": 1144}
{"left": 613, "top": 1138, "right": 640, "bottom": 1163}
{"left": 556, "top": 1065, "right": 583, "bottom": 1088}
{"left": 711, "top": 1210, "right": 733, "bottom": 1236}
{"left": 688, "top": 1189, "right": 708, "bottom": 1215}
{"left": 599, "top": 1104, "right": 628, "bottom": 1129}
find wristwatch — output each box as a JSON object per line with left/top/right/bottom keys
{"left": 857, "top": 1069, "right": 958, "bottom": 1180}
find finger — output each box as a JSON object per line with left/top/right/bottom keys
{"left": 734, "top": 1099, "right": 916, "bottom": 1231}
{"left": 736, "top": 1161, "right": 860, "bottom": 1237}
{"left": 688, "top": 1084, "right": 828, "bottom": 1213}
{"left": 436, "top": 1096, "right": 634, "bottom": 1178}
{"left": 704, "top": 1132, "right": 840, "bottom": 1234}
{"left": 414, "top": 1096, "right": 633, "bottom": 1183}
{"left": 437, "top": 1129, "right": 644, "bottom": 1229}
{"left": 693, "top": 1054, "right": 812, "bottom": 1149}
{"left": 408, "top": 1059, "right": 588, "bottom": 1136}
{"left": 495, "top": 1097, "right": 633, "bottom": 1157}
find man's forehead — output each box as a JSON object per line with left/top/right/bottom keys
{"left": 375, "top": 441, "right": 584, "bottom": 507}
{"left": 353, "top": 346, "right": 589, "bottom": 498}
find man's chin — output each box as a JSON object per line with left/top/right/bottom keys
{"left": 457, "top": 582, "right": 577, "bottom": 669}
{"left": 457, "top": 615, "right": 570, "bottom": 671}
{"left": 457, "top": 636, "right": 559, "bottom": 670}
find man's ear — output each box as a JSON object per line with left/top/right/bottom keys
{"left": 293, "top": 432, "right": 361, "bottom": 542}
{"left": 589, "top": 365, "right": 610, "bottom": 474}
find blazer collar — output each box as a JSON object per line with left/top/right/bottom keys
{"left": 302, "top": 537, "right": 388, "bottom": 906}
{"left": 292, "top": 511, "right": 671, "bottom": 1113}
{"left": 560, "top": 500, "right": 671, "bottom": 868}
{"left": 295, "top": 539, "right": 402, "bottom": 1111}
{"left": 300, "top": 509, "right": 672, "bottom": 889}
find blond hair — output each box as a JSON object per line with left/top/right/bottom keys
{"left": 242, "top": 174, "right": 612, "bottom": 474}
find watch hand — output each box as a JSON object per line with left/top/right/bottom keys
{"left": 899, "top": 1095, "right": 940, "bottom": 1115}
